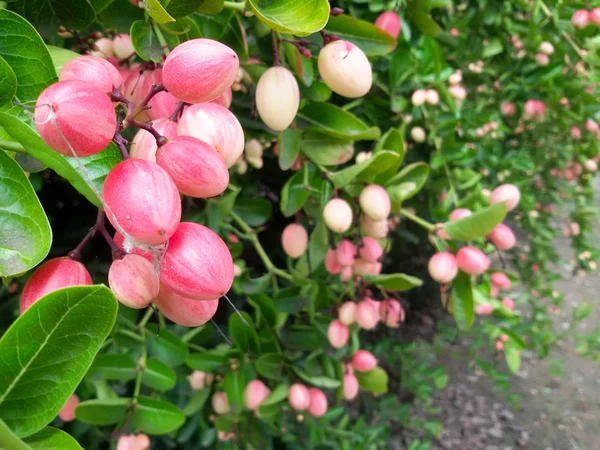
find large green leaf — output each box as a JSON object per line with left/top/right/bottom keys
{"left": 329, "top": 151, "right": 402, "bottom": 188}
{"left": 133, "top": 396, "right": 185, "bottom": 435}
{"left": 0, "top": 55, "right": 17, "bottom": 106}
{"left": 324, "top": 15, "right": 397, "bottom": 56}
{"left": 46, "top": 46, "right": 79, "bottom": 74}
{"left": 246, "top": 0, "right": 330, "bottom": 37}
{"left": 0, "top": 286, "right": 118, "bottom": 437}
{"left": 24, "top": 426, "right": 84, "bottom": 449}
{"left": 0, "top": 113, "right": 120, "bottom": 207}
{"left": 362, "top": 273, "right": 423, "bottom": 291}
{"left": 300, "top": 132, "right": 354, "bottom": 166}
{"left": 88, "top": 354, "right": 137, "bottom": 382}
{"left": 11, "top": 0, "right": 95, "bottom": 30}
{"left": 145, "top": 0, "right": 176, "bottom": 23}
{"left": 0, "top": 10, "right": 57, "bottom": 102}
{"left": 142, "top": 357, "right": 177, "bottom": 391}
{"left": 186, "top": 351, "right": 228, "bottom": 372}
{"left": 75, "top": 398, "right": 130, "bottom": 425}
{"left": 450, "top": 272, "right": 474, "bottom": 330}
{"left": 297, "top": 103, "right": 381, "bottom": 141}
{"left": 0, "top": 149, "right": 51, "bottom": 277}
{"left": 355, "top": 367, "right": 388, "bottom": 394}
{"left": 0, "top": 418, "right": 29, "bottom": 450}
{"left": 443, "top": 203, "right": 507, "bottom": 242}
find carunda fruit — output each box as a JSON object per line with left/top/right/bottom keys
{"left": 428, "top": 252, "right": 458, "bottom": 284}
{"left": 281, "top": 224, "right": 309, "bottom": 259}
{"left": 359, "top": 185, "right": 391, "bottom": 220}
{"left": 20, "top": 257, "right": 93, "bottom": 313}
{"left": 487, "top": 223, "right": 516, "bottom": 250}
{"left": 116, "top": 434, "right": 151, "bottom": 450}
{"left": 103, "top": 159, "right": 182, "bottom": 246}
{"left": 338, "top": 301, "right": 356, "bottom": 325}
{"left": 244, "top": 380, "right": 271, "bottom": 410}
{"left": 318, "top": 40, "right": 372, "bottom": 98}
{"left": 108, "top": 254, "right": 159, "bottom": 309}
{"left": 335, "top": 239, "right": 356, "bottom": 267}
{"left": 351, "top": 350, "right": 377, "bottom": 372}
{"left": 455, "top": 247, "right": 490, "bottom": 275}
{"left": 343, "top": 374, "right": 359, "bottom": 400}
{"left": 155, "top": 283, "right": 219, "bottom": 327}
{"left": 130, "top": 118, "right": 178, "bottom": 162}
{"left": 255, "top": 66, "right": 300, "bottom": 131}
{"left": 58, "top": 394, "right": 80, "bottom": 422}
{"left": 308, "top": 388, "right": 328, "bottom": 417}
{"left": 35, "top": 80, "right": 116, "bottom": 157}
{"left": 355, "top": 298, "right": 380, "bottom": 330}
{"left": 374, "top": 11, "right": 401, "bottom": 39}
{"left": 211, "top": 392, "right": 231, "bottom": 414}
{"left": 489, "top": 184, "right": 520, "bottom": 211}
{"left": 59, "top": 55, "right": 122, "bottom": 94}
{"left": 327, "top": 319, "right": 349, "bottom": 348}
{"left": 160, "top": 222, "right": 234, "bottom": 300}
{"left": 288, "top": 384, "right": 311, "bottom": 410}
{"left": 357, "top": 237, "right": 383, "bottom": 263}
{"left": 323, "top": 198, "right": 353, "bottom": 233}
{"left": 379, "top": 299, "right": 404, "bottom": 327}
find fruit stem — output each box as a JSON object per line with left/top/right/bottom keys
{"left": 112, "top": 130, "right": 129, "bottom": 159}
{"left": 127, "top": 83, "right": 168, "bottom": 121}
{"left": 271, "top": 31, "right": 281, "bottom": 66}
{"left": 128, "top": 119, "right": 168, "bottom": 147}
{"left": 223, "top": 1, "right": 245, "bottom": 10}
{"left": 133, "top": 347, "right": 147, "bottom": 401}
{"left": 95, "top": 210, "right": 126, "bottom": 259}
{"left": 168, "top": 101, "right": 187, "bottom": 122}
{"left": 138, "top": 307, "right": 154, "bottom": 329}
{"left": 68, "top": 209, "right": 107, "bottom": 261}
{"left": 0, "top": 139, "right": 27, "bottom": 154}
{"left": 399, "top": 208, "right": 435, "bottom": 231}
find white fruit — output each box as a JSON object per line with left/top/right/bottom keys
{"left": 318, "top": 40, "right": 372, "bottom": 98}
{"left": 255, "top": 66, "right": 300, "bottom": 131}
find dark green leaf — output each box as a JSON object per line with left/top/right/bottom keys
{"left": 147, "top": 324, "right": 189, "bottom": 367}
{"left": 292, "top": 367, "right": 341, "bottom": 389}
{"left": 278, "top": 128, "right": 301, "bottom": 171}
{"left": 301, "top": 132, "right": 354, "bottom": 166}
{"left": 232, "top": 199, "right": 272, "bottom": 227}
{"left": 362, "top": 273, "right": 423, "bottom": 291}
{"left": 142, "top": 357, "right": 177, "bottom": 391}
{"left": 166, "top": 0, "right": 203, "bottom": 17}
{"left": 186, "top": 352, "right": 228, "bottom": 371}
{"left": 134, "top": 396, "right": 185, "bottom": 435}
{"left": 329, "top": 151, "right": 402, "bottom": 188}
{"left": 443, "top": 203, "right": 507, "bottom": 241}
{"left": 355, "top": 367, "right": 388, "bottom": 394}
{"left": 182, "top": 388, "right": 211, "bottom": 416}
{"left": 406, "top": 0, "right": 443, "bottom": 37}
{"left": 324, "top": 15, "right": 397, "bottom": 56}
{"left": 246, "top": 0, "right": 330, "bottom": 37}
{"left": 255, "top": 353, "right": 286, "bottom": 380}
{"left": 224, "top": 370, "right": 245, "bottom": 414}
{"left": 248, "top": 293, "right": 276, "bottom": 327}
{"left": 24, "top": 426, "right": 83, "bottom": 449}
{"left": 0, "top": 56, "right": 16, "bottom": 106}
{"left": 298, "top": 103, "right": 380, "bottom": 141}
{"left": 131, "top": 20, "right": 178, "bottom": 62}
{"left": 482, "top": 37, "right": 503, "bottom": 58}
{"left": 88, "top": 354, "right": 137, "bottom": 381}
{"left": 450, "top": 271, "right": 474, "bottom": 330}
{"left": 75, "top": 398, "right": 130, "bottom": 425}
{"left": 273, "top": 286, "right": 307, "bottom": 313}
{"left": 229, "top": 312, "right": 260, "bottom": 354}
{"left": 198, "top": 0, "right": 225, "bottom": 14}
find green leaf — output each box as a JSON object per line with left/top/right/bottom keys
{"left": 224, "top": 370, "right": 245, "bottom": 414}
{"left": 301, "top": 132, "right": 354, "bottom": 166}
{"left": 386, "top": 162, "right": 430, "bottom": 211}
{"left": 0, "top": 55, "right": 17, "bottom": 106}
{"left": 298, "top": 103, "right": 381, "bottom": 141}
{"left": 198, "top": 0, "right": 225, "bottom": 14}
{"left": 260, "top": 383, "right": 288, "bottom": 407}
{"left": 88, "top": 354, "right": 137, "bottom": 382}
{"left": 324, "top": 15, "right": 396, "bottom": 56}
{"left": 232, "top": 199, "right": 272, "bottom": 227}
{"left": 443, "top": 203, "right": 507, "bottom": 242}
{"left": 482, "top": 37, "right": 503, "bottom": 58}
{"left": 255, "top": 353, "right": 287, "bottom": 380}
{"left": 182, "top": 388, "right": 211, "bottom": 416}
{"left": 248, "top": 293, "right": 276, "bottom": 327}
{"left": 292, "top": 367, "right": 341, "bottom": 389}
{"left": 23, "top": 426, "right": 83, "bottom": 450}
{"left": 134, "top": 396, "right": 185, "bottom": 435}
{"left": 278, "top": 128, "right": 301, "bottom": 171}
{"left": 13, "top": 0, "right": 95, "bottom": 29}
{"left": 145, "top": 0, "right": 176, "bottom": 23}
{"left": 0, "top": 150, "right": 52, "bottom": 277}
{"left": 192, "top": 10, "right": 234, "bottom": 40}
{"left": 450, "top": 272, "right": 474, "bottom": 330}
{"left": 504, "top": 346, "right": 521, "bottom": 373}
{"left": 75, "top": 398, "right": 131, "bottom": 425}
{"left": 147, "top": 324, "right": 189, "bottom": 367}
{"left": 281, "top": 325, "right": 328, "bottom": 351}
{"left": 0, "top": 286, "right": 117, "bottom": 437}
{"left": 307, "top": 221, "right": 328, "bottom": 272}
{"left": 362, "top": 273, "right": 423, "bottom": 291}
{"left": 46, "top": 46, "right": 79, "bottom": 74}
{"left": 273, "top": 286, "right": 307, "bottom": 313}
{"left": 355, "top": 367, "right": 388, "bottom": 394}
{"left": 166, "top": 0, "right": 203, "bottom": 17}
{"left": 229, "top": 312, "right": 260, "bottom": 354}
{"left": 0, "top": 113, "right": 119, "bottom": 207}
{"left": 0, "top": 418, "right": 29, "bottom": 450}
{"left": 329, "top": 151, "right": 402, "bottom": 188}
{"left": 280, "top": 170, "right": 310, "bottom": 217}
{"left": 131, "top": 20, "right": 178, "bottom": 62}
{"left": 246, "top": 0, "right": 330, "bottom": 37}
{"left": 0, "top": 9, "right": 57, "bottom": 102}
{"left": 406, "top": 0, "right": 443, "bottom": 37}
{"left": 186, "top": 352, "right": 228, "bottom": 371}
{"left": 374, "top": 128, "right": 405, "bottom": 158}
{"left": 142, "top": 357, "right": 177, "bottom": 391}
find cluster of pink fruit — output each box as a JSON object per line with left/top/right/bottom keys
{"left": 572, "top": 8, "right": 600, "bottom": 29}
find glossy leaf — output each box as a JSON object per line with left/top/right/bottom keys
{"left": 232, "top": 199, "right": 272, "bottom": 227}
{"left": 142, "top": 357, "right": 177, "bottom": 391}
{"left": 255, "top": 353, "right": 286, "bottom": 380}
{"left": 301, "top": 132, "right": 354, "bottom": 166}
{"left": 374, "top": 128, "right": 405, "bottom": 158}
{"left": 46, "top": 46, "right": 79, "bottom": 73}
{"left": 278, "top": 128, "right": 301, "bottom": 171}
{"left": 280, "top": 169, "right": 310, "bottom": 217}
{"left": 24, "top": 427, "right": 83, "bottom": 450}
{"left": 134, "top": 396, "right": 185, "bottom": 435}
{"left": 246, "top": 0, "right": 330, "bottom": 37}
{"left": 355, "top": 367, "right": 388, "bottom": 394}
{"left": 443, "top": 203, "right": 507, "bottom": 242}
{"left": 324, "top": 15, "right": 397, "bottom": 56}
{"left": 450, "top": 271, "right": 474, "bottom": 330}
{"left": 0, "top": 56, "right": 16, "bottom": 106}
{"left": 260, "top": 383, "right": 289, "bottom": 407}
{"left": 386, "top": 162, "right": 430, "bottom": 211}
{"left": 182, "top": 388, "right": 211, "bottom": 416}
{"left": 76, "top": 398, "right": 131, "bottom": 425}
{"left": 0, "top": 418, "right": 29, "bottom": 450}
{"left": 88, "top": 354, "right": 137, "bottom": 381}
{"left": 298, "top": 103, "right": 381, "bottom": 141}
{"left": 224, "top": 370, "right": 245, "bottom": 414}
{"left": 229, "top": 311, "right": 260, "bottom": 354}
{"left": 186, "top": 352, "right": 228, "bottom": 372}
{"left": 130, "top": 20, "right": 178, "bottom": 62}
{"left": 281, "top": 325, "right": 328, "bottom": 351}
{"left": 362, "top": 273, "right": 423, "bottom": 291}
{"left": 145, "top": 0, "right": 176, "bottom": 23}
{"left": 147, "top": 324, "right": 189, "bottom": 367}
{"left": 329, "top": 151, "right": 402, "bottom": 188}
{"left": 407, "top": 0, "right": 443, "bottom": 37}
{"left": 166, "top": 0, "right": 203, "bottom": 17}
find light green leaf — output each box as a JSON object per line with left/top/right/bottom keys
{"left": 504, "top": 346, "right": 521, "bottom": 373}
{"left": 482, "top": 37, "right": 503, "bottom": 58}
{"left": 406, "top": 0, "right": 443, "bottom": 37}
{"left": 443, "top": 203, "right": 507, "bottom": 242}
{"left": 186, "top": 352, "right": 228, "bottom": 372}
{"left": 229, "top": 312, "right": 260, "bottom": 354}
{"left": 75, "top": 398, "right": 131, "bottom": 425}
{"left": 24, "top": 426, "right": 83, "bottom": 449}
{"left": 301, "top": 132, "right": 354, "bottom": 166}
{"left": 246, "top": 0, "right": 330, "bottom": 37}
{"left": 329, "top": 151, "right": 402, "bottom": 188}
{"left": 0, "top": 55, "right": 17, "bottom": 106}
{"left": 450, "top": 272, "right": 474, "bottom": 330}
{"left": 0, "top": 149, "right": 51, "bottom": 277}
{"left": 134, "top": 396, "right": 185, "bottom": 435}
{"left": 297, "top": 103, "right": 381, "bottom": 141}
{"left": 142, "top": 357, "right": 177, "bottom": 391}
{"left": 386, "top": 162, "right": 430, "bottom": 211}
{"left": 292, "top": 367, "right": 341, "bottom": 389}
{"left": 355, "top": 367, "right": 388, "bottom": 394}
{"left": 278, "top": 128, "right": 301, "bottom": 171}
{"left": 198, "top": 0, "right": 225, "bottom": 14}
{"left": 260, "top": 383, "right": 289, "bottom": 407}
{"left": 0, "top": 418, "right": 29, "bottom": 450}
{"left": 46, "top": 46, "right": 79, "bottom": 74}
{"left": 182, "top": 388, "right": 211, "bottom": 416}
{"left": 145, "top": 0, "right": 176, "bottom": 23}
{"left": 0, "top": 286, "right": 118, "bottom": 437}
{"left": 362, "top": 273, "right": 423, "bottom": 291}
{"left": 324, "top": 14, "right": 397, "bottom": 56}
{"left": 130, "top": 20, "right": 178, "bottom": 62}
{"left": 165, "top": 0, "right": 203, "bottom": 17}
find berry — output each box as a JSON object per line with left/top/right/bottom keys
{"left": 289, "top": 384, "right": 311, "bottom": 410}
{"left": 487, "top": 223, "right": 516, "bottom": 250}
{"left": 58, "top": 394, "right": 80, "bottom": 422}
{"left": 585, "top": 119, "right": 598, "bottom": 132}
{"left": 456, "top": 247, "right": 490, "bottom": 275}
{"left": 103, "top": 159, "right": 182, "bottom": 246}
{"left": 360, "top": 215, "right": 389, "bottom": 238}
{"left": 324, "top": 248, "right": 343, "bottom": 274}
{"left": 327, "top": 319, "right": 349, "bottom": 348}
{"left": 502, "top": 297, "right": 515, "bottom": 311}
{"left": 108, "top": 254, "right": 159, "bottom": 309}
{"left": 59, "top": 55, "right": 122, "bottom": 94}
{"left": 490, "top": 272, "right": 511, "bottom": 290}
{"left": 535, "top": 53, "right": 549, "bottom": 66}
{"left": 351, "top": 350, "right": 377, "bottom": 372}
{"left": 539, "top": 41, "right": 554, "bottom": 55}
{"left": 585, "top": 159, "right": 598, "bottom": 172}
{"left": 489, "top": 184, "right": 520, "bottom": 211}
{"left": 410, "top": 126, "right": 426, "bottom": 143}
{"left": 244, "top": 380, "right": 271, "bottom": 410}
{"left": 359, "top": 184, "right": 391, "bottom": 220}
{"left": 374, "top": 11, "right": 401, "bottom": 38}
{"left": 380, "top": 299, "right": 404, "bottom": 327}
{"left": 130, "top": 118, "right": 178, "bottom": 162}
{"left": 318, "top": 40, "right": 372, "bottom": 98}
{"left": 428, "top": 252, "right": 458, "bottom": 283}
{"left": 90, "top": 37, "right": 114, "bottom": 58}
{"left": 35, "top": 80, "right": 116, "bottom": 157}
{"left": 425, "top": 89, "right": 440, "bottom": 105}
{"left": 352, "top": 258, "right": 382, "bottom": 276}
{"left": 308, "top": 388, "right": 328, "bottom": 417}
{"left": 116, "top": 434, "right": 151, "bottom": 450}
{"left": 355, "top": 298, "right": 379, "bottom": 330}
{"left": 571, "top": 127, "right": 582, "bottom": 141}
{"left": 449, "top": 208, "right": 472, "bottom": 221}
{"left": 256, "top": 66, "right": 300, "bottom": 131}
{"left": 343, "top": 374, "right": 359, "bottom": 400}
{"left": 335, "top": 239, "right": 356, "bottom": 267}
{"left": 338, "top": 301, "right": 356, "bottom": 325}
{"left": 340, "top": 266, "right": 354, "bottom": 281}
{"left": 211, "top": 88, "right": 233, "bottom": 108}
{"left": 572, "top": 10, "right": 589, "bottom": 29}
{"left": 323, "top": 198, "right": 353, "bottom": 233}
{"left": 475, "top": 303, "right": 493, "bottom": 315}
{"left": 162, "top": 39, "right": 239, "bottom": 104}
{"left": 411, "top": 89, "right": 426, "bottom": 107}
{"left": 501, "top": 101, "right": 516, "bottom": 116}
{"left": 281, "top": 224, "right": 309, "bottom": 259}
{"left": 155, "top": 283, "right": 219, "bottom": 327}
{"left": 358, "top": 237, "right": 383, "bottom": 263}
{"left": 113, "top": 34, "right": 135, "bottom": 59}
{"left": 211, "top": 392, "right": 230, "bottom": 414}
{"left": 590, "top": 8, "right": 600, "bottom": 26}
{"left": 188, "top": 371, "right": 214, "bottom": 390}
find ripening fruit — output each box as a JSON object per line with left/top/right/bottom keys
{"left": 428, "top": 252, "right": 458, "bottom": 284}
{"left": 327, "top": 319, "right": 349, "bottom": 348}
{"left": 256, "top": 66, "right": 300, "bottom": 131}
{"left": 425, "top": 89, "right": 440, "bottom": 105}
{"left": 449, "top": 208, "right": 472, "bottom": 221}
{"left": 155, "top": 283, "right": 219, "bottom": 327}
{"left": 130, "top": 118, "right": 178, "bottom": 162}
{"left": 211, "top": 88, "right": 233, "bottom": 108}
{"left": 535, "top": 53, "right": 549, "bottom": 66}
{"left": 178, "top": 103, "right": 244, "bottom": 168}
{"left": 571, "top": 127, "right": 582, "bottom": 141}
{"left": 163, "top": 39, "right": 239, "bottom": 103}
{"left": 35, "top": 80, "right": 116, "bottom": 157}
{"left": 352, "top": 258, "right": 382, "bottom": 276}
{"left": 323, "top": 198, "right": 353, "bottom": 233}
{"left": 188, "top": 370, "right": 214, "bottom": 390}
{"left": 318, "top": 40, "right": 372, "bottom": 98}
{"left": 103, "top": 159, "right": 182, "bottom": 246}
{"left": 357, "top": 237, "right": 383, "bottom": 263}
{"left": 590, "top": 8, "right": 600, "bottom": 26}
{"left": 585, "top": 159, "right": 598, "bottom": 172}
{"left": 487, "top": 223, "right": 516, "bottom": 250}
{"left": 108, "top": 254, "right": 159, "bottom": 309}
{"left": 475, "top": 303, "right": 493, "bottom": 315}
{"left": 380, "top": 299, "right": 404, "bottom": 327}
{"left": 572, "top": 10, "right": 589, "bottom": 29}
{"left": 116, "top": 434, "right": 151, "bottom": 450}
{"left": 281, "top": 224, "right": 309, "bottom": 259}
{"left": 338, "top": 301, "right": 356, "bottom": 325}
{"left": 374, "top": 11, "right": 401, "bottom": 39}
{"left": 355, "top": 298, "right": 380, "bottom": 330}
{"left": 490, "top": 272, "right": 511, "bottom": 290}
{"left": 343, "top": 374, "right": 359, "bottom": 400}
{"left": 456, "top": 247, "right": 490, "bottom": 275}
{"left": 539, "top": 41, "right": 554, "bottom": 55}
{"left": 359, "top": 184, "right": 391, "bottom": 220}
{"left": 448, "top": 85, "right": 466, "bottom": 100}
{"left": 156, "top": 136, "right": 229, "bottom": 198}
{"left": 410, "top": 126, "right": 426, "bottom": 143}
{"left": 501, "top": 101, "right": 516, "bottom": 116}
{"left": 448, "top": 72, "right": 462, "bottom": 85}
{"left": 289, "top": 384, "right": 311, "bottom": 410}
{"left": 340, "top": 266, "right": 353, "bottom": 281}
{"left": 325, "top": 248, "right": 343, "bottom": 275}
{"left": 20, "top": 257, "right": 92, "bottom": 313}
{"left": 90, "top": 37, "right": 114, "bottom": 58}
{"left": 411, "top": 89, "right": 426, "bottom": 107}
{"left": 244, "top": 380, "right": 271, "bottom": 410}
{"left": 489, "top": 184, "right": 520, "bottom": 211}
{"left": 361, "top": 215, "right": 389, "bottom": 239}
{"left": 58, "top": 394, "right": 80, "bottom": 422}
{"left": 308, "top": 388, "right": 328, "bottom": 417}
{"left": 586, "top": 119, "right": 599, "bottom": 132}
{"left": 502, "top": 297, "right": 515, "bottom": 311}
{"left": 212, "top": 392, "right": 231, "bottom": 414}
{"left": 351, "top": 350, "right": 377, "bottom": 372}
{"left": 59, "top": 55, "right": 122, "bottom": 94}
{"left": 113, "top": 34, "right": 135, "bottom": 59}
{"left": 336, "top": 239, "right": 356, "bottom": 267}
{"left": 160, "top": 222, "right": 234, "bottom": 300}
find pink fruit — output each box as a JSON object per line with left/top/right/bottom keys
{"left": 188, "top": 370, "right": 214, "bottom": 390}
{"left": 58, "top": 394, "right": 80, "bottom": 422}
{"left": 90, "top": 37, "right": 114, "bottom": 58}
{"left": 475, "top": 303, "right": 493, "bottom": 315}
{"left": 487, "top": 223, "right": 516, "bottom": 250}
{"left": 375, "top": 11, "right": 401, "bottom": 38}
{"left": 244, "top": 379, "right": 271, "bottom": 410}
{"left": 355, "top": 298, "right": 380, "bottom": 330}
{"left": 325, "top": 248, "right": 342, "bottom": 274}
{"left": 590, "top": 8, "right": 600, "bottom": 26}
{"left": 108, "top": 254, "right": 159, "bottom": 309}
{"left": 178, "top": 103, "right": 244, "bottom": 168}
{"left": 212, "top": 392, "right": 230, "bottom": 414}
{"left": 211, "top": 88, "right": 233, "bottom": 108}
{"left": 281, "top": 224, "right": 309, "bottom": 259}
{"left": 323, "top": 198, "right": 353, "bottom": 233}
{"left": 379, "top": 299, "right": 404, "bottom": 327}
{"left": 116, "top": 435, "right": 151, "bottom": 450}
{"left": 501, "top": 101, "right": 516, "bottom": 116}
{"left": 20, "top": 257, "right": 93, "bottom": 313}
{"left": 156, "top": 136, "right": 229, "bottom": 198}
{"left": 113, "top": 232, "right": 153, "bottom": 261}
{"left": 217, "top": 431, "right": 235, "bottom": 442}
{"left": 35, "top": 80, "right": 116, "bottom": 157}
{"left": 358, "top": 237, "right": 383, "bottom": 263}
{"left": 289, "top": 384, "right": 311, "bottom": 410}
{"left": 490, "top": 272, "right": 511, "bottom": 290}
{"left": 351, "top": 350, "right": 377, "bottom": 372}
{"left": 571, "top": 127, "right": 582, "bottom": 140}
{"left": 256, "top": 66, "right": 300, "bottom": 131}
{"left": 122, "top": 70, "right": 153, "bottom": 119}
{"left": 327, "top": 319, "right": 349, "bottom": 348}
{"left": 352, "top": 258, "right": 382, "bottom": 276}
{"left": 308, "top": 388, "right": 328, "bottom": 417}
{"left": 113, "top": 34, "right": 135, "bottom": 59}
{"left": 162, "top": 39, "right": 239, "bottom": 104}
{"left": 425, "top": 89, "right": 440, "bottom": 105}
{"left": 336, "top": 239, "right": 356, "bottom": 267}
{"left": 572, "top": 9, "right": 589, "bottom": 29}
{"left": 130, "top": 118, "right": 178, "bottom": 162}
{"left": 449, "top": 208, "right": 472, "bottom": 221}
{"left": 318, "top": 40, "right": 372, "bottom": 98}
{"left": 338, "top": 301, "right": 356, "bottom": 325}
{"left": 411, "top": 89, "right": 427, "bottom": 107}
{"left": 502, "top": 297, "right": 515, "bottom": 311}
{"left": 456, "top": 247, "right": 490, "bottom": 275}
{"left": 103, "top": 159, "right": 182, "bottom": 246}
{"left": 340, "top": 266, "right": 353, "bottom": 282}
{"left": 359, "top": 185, "right": 391, "bottom": 220}
{"left": 535, "top": 52, "right": 549, "bottom": 66}
{"left": 155, "top": 283, "right": 219, "bottom": 327}
{"left": 428, "top": 252, "right": 458, "bottom": 284}
{"left": 585, "top": 119, "right": 598, "bottom": 132}
{"left": 489, "top": 184, "right": 520, "bottom": 211}
{"left": 360, "top": 215, "right": 389, "bottom": 238}
{"left": 160, "top": 222, "right": 234, "bottom": 300}
{"left": 343, "top": 374, "right": 359, "bottom": 400}
{"left": 59, "top": 55, "right": 122, "bottom": 94}
{"left": 539, "top": 41, "right": 554, "bottom": 55}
